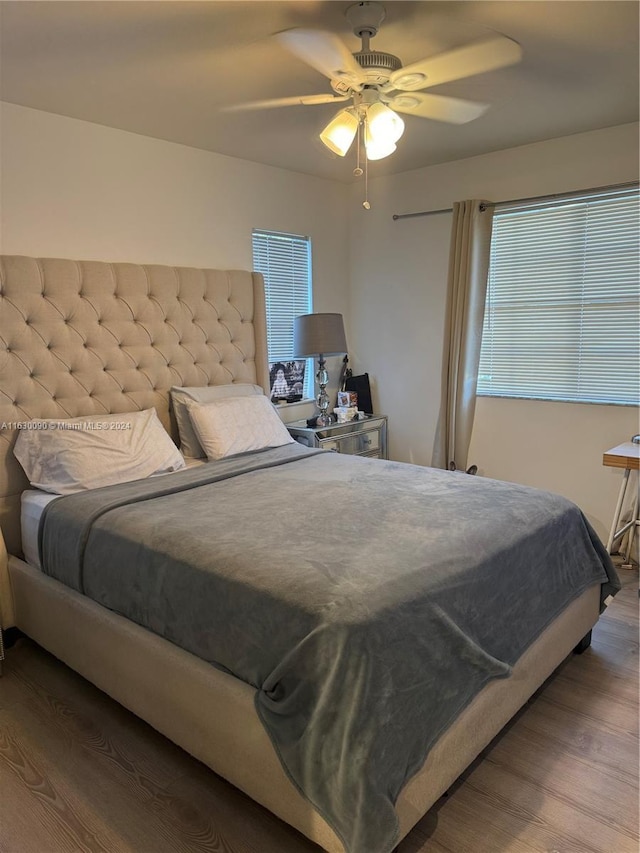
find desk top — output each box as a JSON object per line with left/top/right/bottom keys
{"left": 603, "top": 441, "right": 640, "bottom": 470}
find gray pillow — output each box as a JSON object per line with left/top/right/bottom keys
{"left": 170, "top": 383, "right": 264, "bottom": 458}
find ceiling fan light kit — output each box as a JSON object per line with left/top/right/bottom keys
{"left": 320, "top": 92, "right": 405, "bottom": 161}
{"left": 230, "top": 1, "right": 523, "bottom": 206}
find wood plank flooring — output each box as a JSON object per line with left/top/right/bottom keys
{"left": 0, "top": 569, "right": 637, "bottom": 853}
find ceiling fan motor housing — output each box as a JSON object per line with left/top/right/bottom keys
{"left": 355, "top": 50, "right": 401, "bottom": 73}
{"left": 331, "top": 50, "right": 401, "bottom": 93}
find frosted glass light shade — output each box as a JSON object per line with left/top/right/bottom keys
{"left": 367, "top": 102, "right": 405, "bottom": 144}
{"left": 364, "top": 136, "right": 397, "bottom": 160}
{"left": 364, "top": 103, "right": 404, "bottom": 160}
{"left": 319, "top": 109, "right": 359, "bottom": 156}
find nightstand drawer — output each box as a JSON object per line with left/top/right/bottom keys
{"left": 321, "top": 429, "right": 381, "bottom": 456}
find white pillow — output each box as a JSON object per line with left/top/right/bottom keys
{"left": 186, "top": 395, "right": 294, "bottom": 461}
{"left": 13, "top": 409, "right": 185, "bottom": 495}
{"left": 171, "top": 383, "right": 265, "bottom": 459}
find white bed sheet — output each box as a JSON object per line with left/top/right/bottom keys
{"left": 21, "top": 458, "right": 205, "bottom": 569}
{"left": 21, "top": 490, "right": 58, "bottom": 569}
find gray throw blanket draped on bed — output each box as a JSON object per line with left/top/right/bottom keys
{"left": 39, "top": 444, "right": 619, "bottom": 853}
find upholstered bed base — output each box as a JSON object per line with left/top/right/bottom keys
{"left": 6, "top": 554, "right": 601, "bottom": 852}
{"left": 0, "top": 256, "right": 604, "bottom": 851}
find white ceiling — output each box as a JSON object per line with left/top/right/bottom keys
{"left": 1, "top": 1, "right": 638, "bottom": 182}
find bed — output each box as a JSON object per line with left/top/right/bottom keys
{"left": 0, "top": 255, "right": 618, "bottom": 853}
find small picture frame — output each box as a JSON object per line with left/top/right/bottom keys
{"left": 337, "top": 390, "right": 357, "bottom": 408}
{"left": 269, "top": 360, "right": 306, "bottom": 402}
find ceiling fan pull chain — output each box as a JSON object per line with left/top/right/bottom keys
{"left": 353, "top": 118, "right": 363, "bottom": 178}
{"left": 363, "top": 117, "right": 371, "bottom": 210}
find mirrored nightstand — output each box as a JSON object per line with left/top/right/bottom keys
{"left": 286, "top": 415, "right": 388, "bottom": 460}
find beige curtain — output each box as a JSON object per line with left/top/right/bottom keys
{"left": 432, "top": 199, "right": 494, "bottom": 470}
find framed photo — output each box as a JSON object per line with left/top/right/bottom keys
{"left": 337, "top": 390, "right": 357, "bottom": 408}
{"left": 269, "top": 360, "right": 306, "bottom": 402}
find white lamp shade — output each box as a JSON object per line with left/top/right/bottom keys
{"left": 320, "top": 109, "right": 359, "bottom": 157}
{"left": 365, "top": 139, "right": 397, "bottom": 160}
{"left": 364, "top": 129, "right": 397, "bottom": 160}
{"left": 293, "top": 313, "right": 347, "bottom": 357}
{"left": 367, "top": 102, "right": 405, "bottom": 144}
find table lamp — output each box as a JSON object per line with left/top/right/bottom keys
{"left": 293, "top": 313, "right": 347, "bottom": 426}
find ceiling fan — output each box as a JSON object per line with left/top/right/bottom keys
{"left": 227, "top": 1, "right": 523, "bottom": 163}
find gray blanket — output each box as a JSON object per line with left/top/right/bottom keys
{"left": 39, "top": 444, "right": 619, "bottom": 853}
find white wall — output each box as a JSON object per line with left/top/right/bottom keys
{"left": 0, "top": 102, "right": 350, "bottom": 421}
{"left": 348, "top": 122, "right": 639, "bottom": 545}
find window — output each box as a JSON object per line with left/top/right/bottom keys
{"left": 478, "top": 186, "right": 639, "bottom": 405}
{"left": 252, "top": 229, "right": 313, "bottom": 401}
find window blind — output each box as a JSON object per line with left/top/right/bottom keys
{"left": 252, "top": 229, "right": 313, "bottom": 395}
{"left": 478, "top": 186, "right": 640, "bottom": 405}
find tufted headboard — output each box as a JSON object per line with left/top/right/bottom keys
{"left": 0, "top": 255, "right": 269, "bottom": 556}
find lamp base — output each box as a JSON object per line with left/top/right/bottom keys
{"left": 315, "top": 355, "right": 332, "bottom": 427}
{"left": 315, "top": 413, "right": 333, "bottom": 427}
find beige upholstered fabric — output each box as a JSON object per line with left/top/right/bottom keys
{"left": 0, "top": 255, "right": 269, "bottom": 555}
{"left": 0, "top": 528, "right": 12, "bottom": 626}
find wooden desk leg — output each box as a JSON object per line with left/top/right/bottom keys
{"left": 607, "top": 468, "right": 631, "bottom": 553}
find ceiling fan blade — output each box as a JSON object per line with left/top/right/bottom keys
{"left": 390, "top": 35, "right": 523, "bottom": 92}
{"left": 222, "top": 94, "right": 350, "bottom": 112}
{"left": 388, "top": 92, "right": 489, "bottom": 124}
{"left": 276, "top": 28, "right": 366, "bottom": 86}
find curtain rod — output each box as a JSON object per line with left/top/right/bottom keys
{"left": 392, "top": 180, "right": 639, "bottom": 221}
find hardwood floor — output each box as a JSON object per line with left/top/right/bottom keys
{"left": 1, "top": 569, "right": 637, "bottom": 853}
